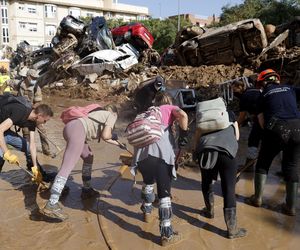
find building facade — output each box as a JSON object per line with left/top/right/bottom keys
{"left": 169, "top": 13, "right": 219, "bottom": 27}
{"left": 0, "top": 0, "right": 149, "bottom": 49}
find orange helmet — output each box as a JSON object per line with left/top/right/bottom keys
{"left": 257, "top": 69, "right": 280, "bottom": 82}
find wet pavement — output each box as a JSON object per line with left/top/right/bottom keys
{"left": 0, "top": 97, "right": 299, "bottom": 249}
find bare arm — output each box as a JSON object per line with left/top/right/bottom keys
{"left": 172, "top": 108, "right": 188, "bottom": 130}
{"left": 0, "top": 118, "right": 13, "bottom": 153}
{"left": 193, "top": 128, "right": 201, "bottom": 151}
{"left": 101, "top": 125, "right": 119, "bottom": 146}
{"left": 237, "top": 111, "right": 247, "bottom": 127}
{"left": 29, "top": 131, "right": 38, "bottom": 166}
{"left": 257, "top": 113, "right": 264, "bottom": 129}
{"left": 233, "top": 121, "right": 240, "bottom": 141}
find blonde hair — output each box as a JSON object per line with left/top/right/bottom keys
{"left": 153, "top": 92, "right": 173, "bottom": 106}
{"left": 103, "top": 104, "right": 118, "bottom": 114}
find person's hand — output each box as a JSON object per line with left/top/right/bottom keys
{"left": 178, "top": 128, "right": 188, "bottom": 148}
{"left": 31, "top": 165, "right": 43, "bottom": 184}
{"left": 3, "top": 150, "right": 20, "bottom": 165}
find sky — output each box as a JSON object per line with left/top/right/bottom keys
{"left": 119, "top": 0, "right": 244, "bottom": 18}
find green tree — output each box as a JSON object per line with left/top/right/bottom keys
{"left": 219, "top": 0, "right": 300, "bottom": 26}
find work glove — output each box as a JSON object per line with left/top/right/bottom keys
{"left": 178, "top": 128, "right": 189, "bottom": 148}
{"left": 31, "top": 165, "right": 43, "bottom": 184}
{"left": 3, "top": 150, "right": 20, "bottom": 165}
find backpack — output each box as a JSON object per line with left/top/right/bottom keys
{"left": 126, "top": 106, "right": 163, "bottom": 148}
{"left": 60, "top": 104, "right": 102, "bottom": 124}
{"left": 196, "top": 97, "right": 231, "bottom": 134}
{"left": 0, "top": 93, "right": 32, "bottom": 110}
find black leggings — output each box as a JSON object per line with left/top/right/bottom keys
{"left": 256, "top": 119, "right": 300, "bottom": 182}
{"left": 200, "top": 152, "right": 237, "bottom": 208}
{"left": 137, "top": 155, "right": 173, "bottom": 199}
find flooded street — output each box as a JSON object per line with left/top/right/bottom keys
{"left": 0, "top": 96, "right": 299, "bottom": 249}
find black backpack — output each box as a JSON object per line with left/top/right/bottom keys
{"left": 0, "top": 93, "right": 32, "bottom": 110}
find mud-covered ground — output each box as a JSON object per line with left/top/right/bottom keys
{"left": 0, "top": 83, "right": 299, "bottom": 249}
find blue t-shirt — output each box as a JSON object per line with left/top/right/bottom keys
{"left": 257, "top": 83, "right": 300, "bottom": 123}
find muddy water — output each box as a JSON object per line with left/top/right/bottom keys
{"left": 0, "top": 96, "right": 299, "bottom": 249}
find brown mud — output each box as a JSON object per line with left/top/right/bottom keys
{"left": 0, "top": 95, "right": 299, "bottom": 250}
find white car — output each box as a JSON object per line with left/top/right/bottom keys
{"left": 72, "top": 43, "right": 139, "bottom": 76}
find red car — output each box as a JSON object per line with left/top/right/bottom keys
{"left": 111, "top": 23, "right": 154, "bottom": 50}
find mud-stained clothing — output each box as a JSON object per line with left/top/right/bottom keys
{"left": 256, "top": 83, "right": 300, "bottom": 182}
{"left": 131, "top": 104, "right": 180, "bottom": 239}
{"left": 194, "top": 111, "right": 238, "bottom": 209}
{"left": 78, "top": 110, "right": 117, "bottom": 141}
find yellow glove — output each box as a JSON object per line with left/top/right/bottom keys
{"left": 31, "top": 165, "right": 43, "bottom": 184}
{"left": 3, "top": 150, "right": 20, "bottom": 165}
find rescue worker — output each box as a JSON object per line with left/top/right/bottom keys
{"left": 248, "top": 69, "right": 300, "bottom": 216}
{"left": 0, "top": 100, "right": 54, "bottom": 182}
{"left": 131, "top": 92, "right": 188, "bottom": 246}
{"left": 0, "top": 68, "right": 12, "bottom": 94}
{"left": 134, "top": 75, "right": 166, "bottom": 113}
{"left": 17, "top": 69, "right": 53, "bottom": 157}
{"left": 232, "top": 80, "right": 263, "bottom": 172}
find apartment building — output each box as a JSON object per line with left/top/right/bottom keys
{"left": 169, "top": 13, "right": 219, "bottom": 27}
{"left": 0, "top": 0, "right": 149, "bottom": 49}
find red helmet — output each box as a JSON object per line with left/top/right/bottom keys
{"left": 257, "top": 69, "right": 280, "bottom": 82}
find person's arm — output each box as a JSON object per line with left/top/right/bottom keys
{"left": 0, "top": 118, "right": 13, "bottom": 153}
{"left": 29, "top": 131, "right": 38, "bottom": 167}
{"left": 233, "top": 121, "right": 240, "bottom": 140}
{"left": 237, "top": 111, "right": 247, "bottom": 127}
{"left": 193, "top": 128, "right": 201, "bottom": 151}
{"left": 172, "top": 108, "right": 188, "bottom": 130}
{"left": 257, "top": 113, "right": 264, "bottom": 129}
{"left": 101, "top": 113, "right": 120, "bottom": 146}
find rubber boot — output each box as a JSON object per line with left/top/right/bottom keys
{"left": 223, "top": 208, "right": 247, "bottom": 239}
{"left": 248, "top": 173, "right": 267, "bottom": 207}
{"left": 282, "top": 182, "right": 298, "bottom": 216}
{"left": 201, "top": 185, "right": 214, "bottom": 218}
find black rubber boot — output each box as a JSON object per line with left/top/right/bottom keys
{"left": 282, "top": 182, "right": 298, "bottom": 216}
{"left": 248, "top": 173, "right": 267, "bottom": 207}
{"left": 201, "top": 184, "right": 214, "bottom": 218}
{"left": 223, "top": 207, "right": 247, "bottom": 239}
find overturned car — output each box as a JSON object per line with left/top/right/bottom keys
{"left": 71, "top": 43, "right": 139, "bottom": 76}
{"left": 174, "top": 18, "right": 268, "bottom": 66}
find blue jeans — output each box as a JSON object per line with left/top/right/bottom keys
{"left": 0, "top": 129, "right": 32, "bottom": 166}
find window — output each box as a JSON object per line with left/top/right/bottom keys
{"left": 44, "top": 4, "right": 56, "bottom": 18}
{"left": 69, "top": 7, "right": 81, "bottom": 18}
{"left": 1, "top": 7, "right": 8, "bottom": 24}
{"left": 2, "top": 27, "right": 9, "bottom": 43}
{"left": 45, "top": 25, "right": 56, "bottom": 36}
{"left": 19, "top": 22, "right": 26, "bottom": 29}
{"left": 18, "top": 3, "right": 25, "bottom": 10}
{"left": 86, "top": 12, "right": 94, "bottom": 18}
{"left": 28, "top": 22, "right": 37, "bottom": 32}
{"left": 1, "top": 0, "right": 8, "bottom": 6}
{"left": 27, "top": 5, "right": 37, "bottom": 14}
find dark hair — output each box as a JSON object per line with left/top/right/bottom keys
{"left": 103, "top": 104, "right": 118, "bottom": 114}
{"left": 34, "top": 104, "right": 53, "bottom": 117}
{"left": 231, "top": 80, "right": 246, "bottom": 93}
{"left": 153, "top": 92, "right": 173, "bottom": 106}
{"left": 197, "top": 85, "right": 222, "bottom": 102}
